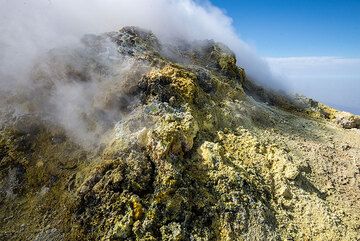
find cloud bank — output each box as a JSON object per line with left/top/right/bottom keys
{"left": 267, "top": 57, "right": 360, "bottom": 114}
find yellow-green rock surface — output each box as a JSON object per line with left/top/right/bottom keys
{"left": 0, "top": 27, "right": 359, "bottom": 240}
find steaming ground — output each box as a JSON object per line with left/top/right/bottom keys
{"left": 0, "top": 0, "right": 280, "bottom": 97}
{"left": 1, "top": 0, "right": 358, "bottom": 129}
{"left": 0, "top": 27, "right": 359, "bottom": 240}
{"left": 0, "top": 0, "right": 282, "bottom": 148}
{"left": 0, "top": 37, "right": 135, "bottom": 147}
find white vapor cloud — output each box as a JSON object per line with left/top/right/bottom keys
{"left": 267, "top": 57, "right": 360, "bottom": 114}
{"left": 0, "top": 0, "right": 278, "bottom": 89}
{"left": 3, "top": 0, "right": 358, "bottom": 148}
{"left": 0, "top": 0, "right": 283, "bottom": 146}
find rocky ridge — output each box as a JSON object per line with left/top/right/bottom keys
{"left": 0, "top": 27, "right": 359, "bottom": 240}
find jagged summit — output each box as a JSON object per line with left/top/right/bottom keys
{"left": 0, "top": 27, "right": 359, "bottom": 240}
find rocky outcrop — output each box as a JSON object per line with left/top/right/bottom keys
{"left": 335, "top": 112, "right": 360, "bottom": 129}
{"left": 0, "top": 27, "right": 359, "bottom": 240}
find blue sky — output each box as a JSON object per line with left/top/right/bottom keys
{"left": 210, "top": 0, "right": 360, "bottom": 114}
{"left": 210, "top": 0, "right": 360, "bottom": 57}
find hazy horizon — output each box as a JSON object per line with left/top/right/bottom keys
{"left": 212, "top": 0, "right": 360, "bottom": 114}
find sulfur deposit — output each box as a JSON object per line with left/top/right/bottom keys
{"left": 0, "top": 27, "right": 359, "bottom": 240}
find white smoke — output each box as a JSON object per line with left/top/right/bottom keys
{"left": 0, "top": 0, "right": 279, "bottom": 87}
{"left": 0, "top": 0, "right": 282, "bottom": 146}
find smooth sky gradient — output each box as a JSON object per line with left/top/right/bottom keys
{"left": 210, "top": 0, "right": 360, "bottom": 114}
{"left": 210, "top": 0, "right": 360, "bottom": 57}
